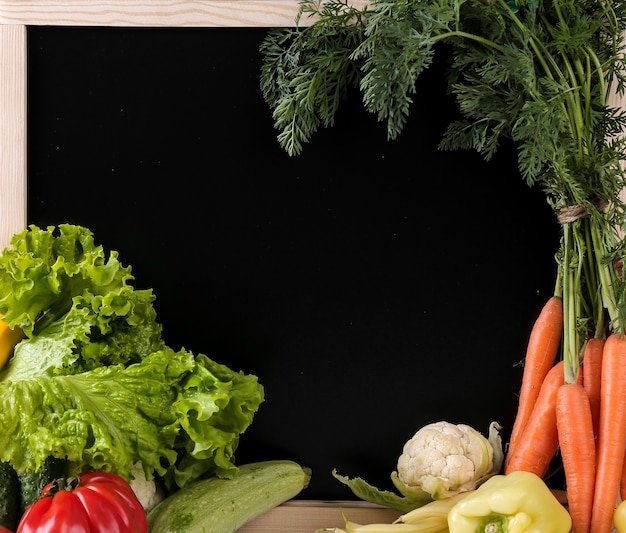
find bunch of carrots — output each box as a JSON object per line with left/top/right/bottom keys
{"left": 504, "top": 290, "right": 626, "bottom": 533}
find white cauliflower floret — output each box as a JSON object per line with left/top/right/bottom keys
{"left": 391, "top": 421, "right": 495, "bottom": 500}
{"left": 128, "top": 462, "right": 165, "bottom": 512}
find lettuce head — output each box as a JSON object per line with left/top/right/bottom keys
{"left": 0, "top": 224, "right": 264, "bottom": 490}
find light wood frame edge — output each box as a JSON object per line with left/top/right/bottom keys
{"left": 1, "top": 23, "right": 26, "bottom": 250}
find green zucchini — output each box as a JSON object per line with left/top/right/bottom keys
{"left": 147, "top": 460, "right": 311, "bottom": 533}
{"left": 0, "top": 462, "right": 19, "bottom": 531}
{"left": 19, "top": 455, "right": 67, "bottom": 514}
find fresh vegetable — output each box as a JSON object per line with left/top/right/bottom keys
{"left": 315, "top": 486, "right": 569, "bottom": 532}
{"left": 18, "top": 455, "right": 67, "bottom": 514}
{"left": 0, "top": 346, "right": 264, "bottom": 490}
{"left": 127, "top": 461, "right": 164, "bottom": 512}
{"left": 0, "top": 314, "right": 24, "bottom": 371}
{"left": 0, "top": 461, "right": 19, "bottom": 531}
{"left": 591, "top": 333, "right": 626, "bottom": 533}
{"left": 582, "top": 337, "right": 605, "bottom": 438}
{"left": 394, "top": 491, "right": 473, "bottom": 531}
{"left": 620, "top": 446, "right": 626, "bottom": 504}
{"left": 392, "top": 422, "right": 496, "bottom": 500}
{"left": 0, "top": 225, "right": 165, "bottom": 377}
{"left": 332, "top": 470, "right": 423, "bottom": 514}
{"left": 16, "top": 471, "right": 147, "bottom": 533}
{"left": 331, "top": 422, "right": 502, "bottom": 512}
{"left": 147, "top": 460, "right": 311, "bottom": 533}
{"left": 507, "top": 296, "right": 563, "bottom": 455}
{"left": 556, "top": 381, "right": 595, "bottom": 533}
{"left": 446, "top": 471, "right": 571, "bottom": 533}
{"left": 621, "top": 462, "right": 626, "bottom": 510}
{"left": 614, "top": 499, "right": 626, "bottom": 533}
{"left": 0, "top": 224, "right": 265, "bottom": 492}
{"left": 504, "top": 361, "right": 565, "bottom": 477}
{"left": 330, "top": 517, "right": 442, "bottom": 532}
{"left": 315, "top": 524, "right": 433, "bottom": 533}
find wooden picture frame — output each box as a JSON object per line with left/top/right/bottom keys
{"left": 1, "top": 3, "right": 625, "bottom": 530}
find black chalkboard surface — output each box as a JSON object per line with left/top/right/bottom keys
{"left": 26, "top": 26, "right": 560, "bottom": 500}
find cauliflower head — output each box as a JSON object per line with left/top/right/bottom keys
{"left": 392, "top": 421, "right": 495, "bottom": 500}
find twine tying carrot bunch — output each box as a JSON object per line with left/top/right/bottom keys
{"left": 558, "top": 200, "right": 610, "bottom": 225}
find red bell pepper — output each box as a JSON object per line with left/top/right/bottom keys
{"left": 16, "top": 472, "right": 147, "bottom": 533}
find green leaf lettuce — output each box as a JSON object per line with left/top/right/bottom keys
{"left": 0, "top": 347, "right": 264, "bottom": 490}
{"left": 0, "top": 224, "right": 265, "bottom": 491}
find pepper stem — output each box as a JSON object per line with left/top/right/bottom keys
{"left": 476, "top": 513, "right": 508, "bottom": 533}
{"left": 42, "top": 474, "right": 81, "bottom": 497}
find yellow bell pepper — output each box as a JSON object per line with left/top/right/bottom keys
{"left": 447, "top": 471, "right": 571, "bottom": 533}
{"left": 0, "top": 313, "right": 24, "bottom": 370}
{"left": 614, "top": 499, "right": 626, "bottom": 533}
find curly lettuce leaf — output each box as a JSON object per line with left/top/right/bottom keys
{"left": 0, "top": 286, "right": 163, "bottom": 382}
{"left": 0, "top": 348, "right": 264, "bottom": 490}
{"left": 0, "top": 224, "right": 164, "bottom": 378}
{"left": 0, "top": 224, "right": 145, "bottom": 336}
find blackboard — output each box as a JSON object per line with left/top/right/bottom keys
{"left": 26, "top": 25, "right": 560, "bottom": 500}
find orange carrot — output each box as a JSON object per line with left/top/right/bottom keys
{"left": 505, "top": 360, "right": 565, "bottom": 477}
{"left": 590, "top": 333, "right": 626, "bottom": 533}
{"left": 556, "top": 381, "right": 596, "bottom": 533}
{"left": 620, "top": 446, "right": 626, "bottom": 502}
{"left": 582, "top": 337, "right": 605, "bottom": 439}
{"left": 508, "top": 296, "right": 563, "bottom": 456}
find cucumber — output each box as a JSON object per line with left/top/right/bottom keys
{"left": 0, "top": 462, "right": 19, "bottom": 531}
{"left": 19, "top": 455, "right": 67, "bottom": 514}
{"left": 147, "top": 460, "right": 311, "bottom": 533}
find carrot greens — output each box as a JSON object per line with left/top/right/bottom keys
{"left": 260, "top": 0, "right": 626, "bottom": 369}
